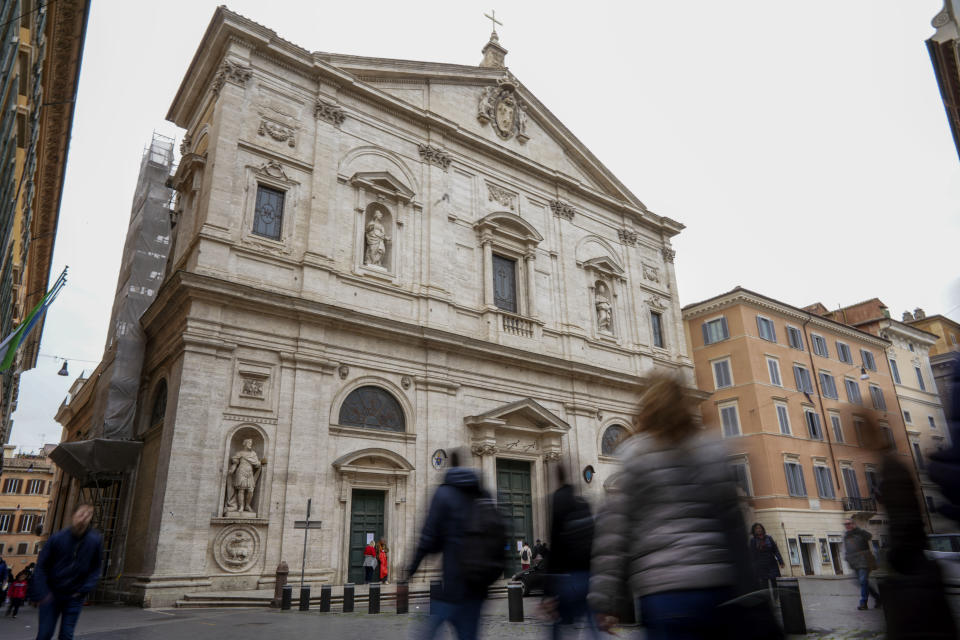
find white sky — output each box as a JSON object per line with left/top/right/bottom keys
{"left": 9, "top": 0, "right": 960, "bottom": 452}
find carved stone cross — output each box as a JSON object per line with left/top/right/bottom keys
{"left": 484, "top": 10, "right": 503, "bottom": 35}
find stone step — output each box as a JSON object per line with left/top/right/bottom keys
{"left": 174, "top": 584, "right": 509, "bottom": 609}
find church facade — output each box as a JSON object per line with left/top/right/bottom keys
{"left": 116, "top": 8, "right": 691, "bottom": 606}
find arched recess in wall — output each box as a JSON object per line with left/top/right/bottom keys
{"left": 330, "top": 377, "right": 414, "bottom": 434}
{"left": 338, "top": 145, "right": 419, "bottom": 196}
{"left": 599, "top": 422, "right": 632, "bottom": 457}
{"left": 574, "top": 235, "right": 624, "bottom": 270}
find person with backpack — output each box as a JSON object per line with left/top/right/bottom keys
{"left": 520, "top": 541, "right": 533, "bottom": 570}
{"left": 547, "top": 464, "right": 599, "bottom": 639}
{"left": 408, "top": 450, "right": 505, "bottom": 640}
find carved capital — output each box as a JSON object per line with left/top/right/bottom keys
{"left": 543, "top": 450, "right": 562, "bottom": 462}
{"left": 617, "top": 229, "right": 638, "bottom": 246}
{"left": 470, "top": 442, "right": 498, "bottom": 457}
{"left": 549, "top": 200, "right": 575, "bottom": 220}
{"left": 418, "top": 143, "right": 452, "bottom": 170}
{"left": 179, "top": 133, "right": 192, "bottom": 156}
{"left": 315, "top": 98, "right": 346, "bottom": 126}
{"left": 661, "top": 247, "right": 676, "bottom": 263}
{"left": 212, "top": 60, "right": 253, "bottom": 96}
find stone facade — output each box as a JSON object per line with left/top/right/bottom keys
{"left": 94, "top": 8, "right": 692, "bottom": 607}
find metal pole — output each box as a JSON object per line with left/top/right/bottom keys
{"left": 301, "top": 498, "right": 311, "bottom": 589}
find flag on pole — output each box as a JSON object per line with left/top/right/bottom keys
{"left": 0, "top": 268, "right": 68, "bottom": 372}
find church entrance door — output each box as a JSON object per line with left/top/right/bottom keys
{"left": 348, "top": 489, "right": 385, "bottom": 584}
{"left": 496, "top": 458, "right": 533, "bottom": 577}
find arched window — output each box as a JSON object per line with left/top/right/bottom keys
{"left": 601, "top": 424, "right": 629, "bottom": 456}
{"left": 338, "top": 386, "right": 405, "bottom": 432}
{"left": 150, "top": 380, "right": 168, "bottom": 428}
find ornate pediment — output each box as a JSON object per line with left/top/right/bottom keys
{"left": 332, "top": 447, "right": 414, "bottom": 474}
{"left": 580, "top": 256, "right": 625, "bottom": 279}
{"left": 464, "top": 397, "right": 570, "bottom": 434}
{"left": 474, "top": 211, "right": 543, "bottom": 246}
{"left": 349, "top": 171, "right": 415, "bottom": 203}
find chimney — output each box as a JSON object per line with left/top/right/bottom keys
{"left": 914, "top": 307, "right": 926, "bottom": 320}
{"left": 902, "top": 311, "right": 914, "bottom": 322}
{"left": 2, "top": 444, "right": 15, "bottom": 459}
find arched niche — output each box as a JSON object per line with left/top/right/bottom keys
{"left": 221, "top": 424, "right": 269, "bottom": 519}
{"left": 599, "top": 423, "right": 632, "bottom": 458}
{"left": 330, "top": 376, "right": 415, "bottom": 436}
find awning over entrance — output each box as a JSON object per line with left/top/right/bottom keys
{"left": 49, "top": 438, "right": 142, "bottom": 486}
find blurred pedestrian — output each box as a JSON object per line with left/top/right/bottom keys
{"left": 588, "top": 374, "right": 776, "bottom": 640}
{"left": 4, "top": 571, "right": 27, "bottom": 619}
{"left": 547, "top": 463, "right": 598, "bottom": 639}
{"left": 748, "top": 523, "right": 784, "bottom": 601}
{"left": 0, "top": 556, "right": 9, "bottom": 607}
{"left": 363, "top": 540, "right": 377, "bottom": 583}
{"left": 377, "top": 539, "right": 389, "bottom": 584}
{"left": 31, "top": 502, "right": 102, "bottom": 640}
{"left": 408, "top": 450, "right": 506, "bottom": 640}
{"left": 520, "top": 541, "right": 533, "bottom": 570}
{"left": 843, "top": 519, "right": 880, "bottom": 610}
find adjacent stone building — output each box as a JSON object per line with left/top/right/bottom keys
{"left": 53, "top": 8, "right": 692, "bottom": 606}
{"left": 683, "top": 288, "right": 916, "bottom": 576}
{"left": 0, "top": 444, "right": 55, "bottom": 575}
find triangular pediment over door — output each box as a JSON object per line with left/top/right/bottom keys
{"left": 464, "top": 397, "right": 568, "bottom": 460}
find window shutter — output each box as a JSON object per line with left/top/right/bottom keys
{"left": 794, "top": 366, "right": 802, "bottom": 390}
{"left": 721, "top": 317, "right": 729, "bottom": 339}
{"left": 702, "top": 322, "right": 709, "bottom": 344}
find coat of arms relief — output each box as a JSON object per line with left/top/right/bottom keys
{"left": 477, "top": 74, "right": 529, "bottom": 144}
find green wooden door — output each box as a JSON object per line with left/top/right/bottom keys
{"left": 496, "top": 458, "right": 533, "bottom": 576}
{"left": 348, "top": 490, "right": 385, "bottom": 583}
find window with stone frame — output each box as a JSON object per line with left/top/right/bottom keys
{"left": 601, "top": 424, "right": 630, "bottom": 456}
{"left": 813, "top": 464, "right": 835, "bottom": 499}
{"left": 784, "top": 460, "right": 807, "bottom": 497}
{"left": 26, "top": 479, "right": 44, "bottom": 494}
{"left": 338, "top": 386, "right": 406, "bottom": 432}
{"left": 492, "top": 254, "right": 517, "bottom": 313}
{"left": 2, "top": 478, "right": 22, "bottom": 493}
{"left": 0, "top": 512, "right": 12, "bottom": 532}
{"left": 650, "top": 311, "right": 665, "bottom": 348}
{"left": 252, "top": 184, "right": 285, "bottom": 240}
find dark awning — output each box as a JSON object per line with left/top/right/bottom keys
{"left": 49, "top": 439, "right": 142, "bottom": 485}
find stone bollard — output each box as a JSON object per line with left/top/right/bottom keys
{"left": 396, "top": 580, "right": 409, "bottom": 614}
{"left": 319, "top": 584, "right": 331, "bottom": 612}
{"left": 507, "top": 582, "right": 524, "bottom": 622}
{"left": 299, "top": 585, "right": 311, "bottom": 611}
{"left": 369, "top": 582, "right": 381, "bottom": 614}
{"left": 271, "top": 561, "right": 289, "bottom": 608}
{"left": 343, "top": 582, "right": 355, "bottom": 612}
{"left": 776, "top": 577, "right": 806, "bottom": 635}
{"left": 281, "top": 584, "right": 292, "bottom": 611}
{"left": 429, "top": 579, "right": 442, "bottom": 614}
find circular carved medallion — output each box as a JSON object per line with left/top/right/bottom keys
{"left": 213, "top": 524, "right": 261, "bottom": 573}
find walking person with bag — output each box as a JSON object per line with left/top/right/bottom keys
{"left": 520, "top": 541, "right": 533, "bottom": 571}
{"left": 363, "top": 540, "right": 378, "bottom": 583}
{"left": 843, "top": 519, "right": 880, "bottom": 610}
{"left": 408, "top": 450, "right": 506, "bottom": 640}
{"left": 748, "top": 523, "right": 784, "bottom": 601}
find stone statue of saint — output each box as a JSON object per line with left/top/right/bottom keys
{"left": 596, "top": 283, "right": 612, "bottom": 332}
{"left": 363, "top": 211, "right": 391, "bottom": 267}
{"left": 225, "top": 438, "right": 264, "bottom": 516}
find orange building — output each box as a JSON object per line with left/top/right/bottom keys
{"left": 0, "top": 444, "right": 55, "bottom": 575}
{"left": 683, "top": 288, "right": 917, "bottom": 576}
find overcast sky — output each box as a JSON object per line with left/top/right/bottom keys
{"left": 8, "top": 0, "right": 959, "bottom": 452}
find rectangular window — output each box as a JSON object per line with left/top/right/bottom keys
{"left": 650, "top": 311, "right": 664, "bottom": 348}
{"left": 702, "top": 317, "right": 729, "bottom": 345}
{"left": 830, "top": 413, "right": 844, "bottom": 443}
{"left": 929, "top": 416, "right": 937, "bottom": 429}
{"left": 16, "top": 543, "right": 28, "bottom": 555}
{"left": 814, "top": 465, "right": 836, "bottom": 499}
{"left": 904, "top": 410, "right": 912, "bottom": 423}
{"left": 793, "top": 365, "right": 813, "bottom": 394}
{"left": 712, "top": 358, "right": 733, "bottom": 389}
{"left": 915, "top": 367, "right": 926, "bottom": 391}
{"left": 16, "top": 112, "right": 26, "bottom": 149}
{"left": 492, "top": 254, "right": 517, "bottom": 312}
{"left": 2, "top": 478, "right": 23, "bottom": 493}
{"left": 818, "top": 371, "right": 838, "bottom": 399}
{"left": 865, "top": 468, "right": 878, "bottom": 497}
{"left": 252, "top": 184, "right": 285, "bottom": 240}
{"left": 837, "top": 342, "right": 853, "bottom": 364}
{"left": 811, "top": 334, "right": 829, "bottom": 358}
{"left": 913, "top": 442, "right": 926, "bottom": 470}
{"left": 890, "top": 359, "right": 901, "bottom": 384}
{"left": 757, "top": 316, "right": 776, "bottom": 342}
{"left": 730, "top": 460, "right": 752, "bottom": 496}
{"left": 819, "top": 538, "right": 831, "bottom": 564}
{"left": 842, "top": 467, "right": 861, "bottom": 498}
{"left": 844, "top": 379, "right": 862, "bottom": 405}
{"left": 881, "top": 426, "right": 895, "bottom": 448}
{"left": 0, "top": 513, "right": 12, "bottom": 532}
{"left": 18, "top": 513, "right": 36, "bottom": 533}
{"left": 804, "top": 409, "right": 824, "bottom": 440}
{"left": 784, "top": 461, "right": 807, "bottom": 497}
{"left": 25, "top": 479, "right": 43, "bottom": 494}
{"left": 767, "top": 357, "right": 782, "bottom": 386}
{"left": 776, "top": 403, "right": 791, "bottom": 435}
{"left": 788, "top": 538, "right": 801, "bottom": 565}
{"left": 18, "top": 52, "right": 28, "bottom": 97}
{"left": 720, "top": 403, "right": 741, "bottom": 437}
{"left": 787, "top": 326, "right": 805, "bottom": 351}
{"left": 861, "top": 349, "right": 877, "bottom": 371}
{"left": 21, "top": 0, "right": 32, "bottom": 29}
{"left": 869, "top": 386, "right": 886, "bottom": 411}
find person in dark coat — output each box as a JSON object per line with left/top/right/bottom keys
{"left": 408, "top": 451, "right": 490, "bottom": 640}
{"left": 748, "top": 523, "right": 784, "bottom": 599}
{"left": 32, "top": 502, "right": 103, "bottom": 640}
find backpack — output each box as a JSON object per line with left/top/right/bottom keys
{"left": 459, "top": 494, "right": 507, "bottom": 589}
{"left": 557, "top": 495, "right": 594, "bottom": 560}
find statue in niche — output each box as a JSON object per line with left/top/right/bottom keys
{"left": 224, "top": 438, "right": 265, "bottom": 517}
{"left": 363, "top": 210, "right": 391, "bottom": 268}
{"left": 596, "top": 282, "right": 612, "bottom": 332}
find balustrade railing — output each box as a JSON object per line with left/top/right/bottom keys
{"left": 501, "top": 312, "right": 533, "bottom": 338}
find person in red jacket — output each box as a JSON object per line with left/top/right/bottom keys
{"left": 377, "top": 539, "right": 389, "bottom": 584}
{"left": 4, "top": 571, "right": 27, "bottom": 619}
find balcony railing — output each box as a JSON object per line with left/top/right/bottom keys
{"left": 842, "top": 497, "right": 877, "bottom": 513}
{"left": 501, "top": 312, "right": 534, "bottom": 338}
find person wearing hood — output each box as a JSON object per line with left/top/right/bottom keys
{"left": 408, "top": 451, "right": 495, "bottom": 640}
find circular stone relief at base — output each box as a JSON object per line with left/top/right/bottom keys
{"left": 213, "top": 524, "right": 261, "bottom": 573}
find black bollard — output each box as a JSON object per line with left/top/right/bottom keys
{"left": 280, "top": 584, "right": 292, "bottom": 610}
{"left": 507, "top": 582, "right": 524, "bottom": 622}
{"left": 369, "top": 582, "right": 381, "bottom": 614}
{"left": 776, "top": 577, "right": 806, "bottom": 635}
{"left": 319, "top": 584, "right": 331, "bottom": 612}
{"left": 396, "top": 580, "right": 409, "bottom": 614}
{"left": 299, "top": 585, "right": 311, "bottom": 611}
{"left": 343, "top": 582, "right": 355, "bottom": 612}
{"left": 429, "top": 579, "right": 442, "bottom": 614}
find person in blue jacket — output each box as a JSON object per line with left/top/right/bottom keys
{"left": 31, "top": 502, "right": 102, "bottom": 640}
